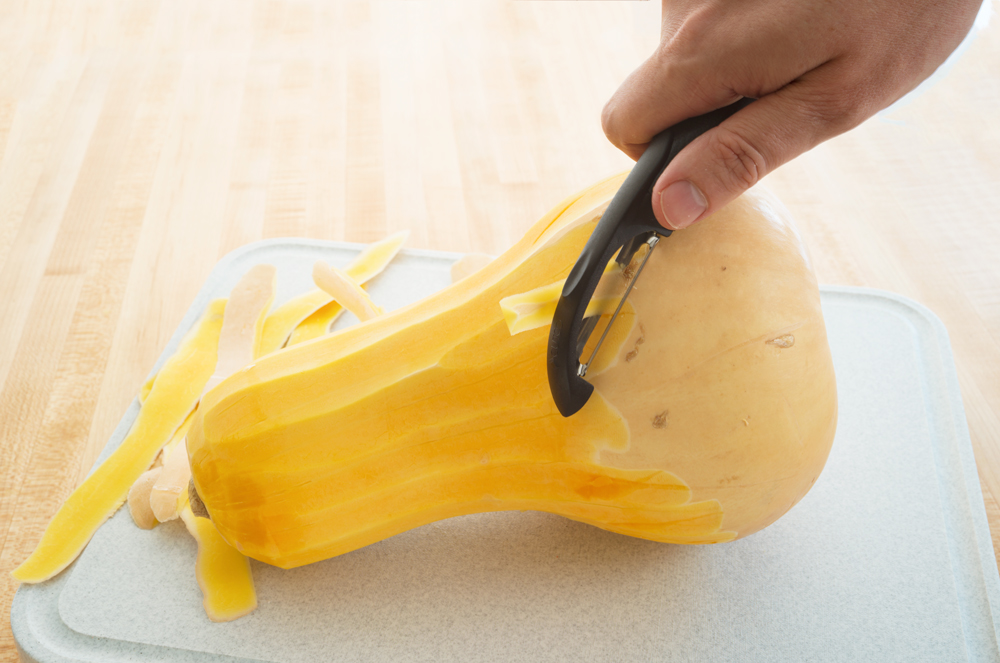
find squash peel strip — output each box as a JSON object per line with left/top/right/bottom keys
{"left": 12, "top": 299, "right": 227, "bottom": 583}
{"left": 287, "top": 302, "right": 344, "bottom": 346}
{"left": 155, "top": 408, "right": 196, "bottom": 467}
{"left": 127, "top": 468, "right": 162, "bottom": 530}
{"left": 180, "top": 501, "right": 257, "bottom": 622}
{"left": 138, "top": 373, "right": 156, "bottom": 403}
{"left": 500, "top": 281, "right": 621, "bottom": 336}
{"left": 499, "top": 261, "right": 625, "bottom": 335}
{"left": 312, "top": 262, "right": 384, "bottom": 321}
{"left": 262, "top": 231, "right": 408, "bottom": 353}
{"left": 128, "top": 412, "right": 197, "bottom": 530}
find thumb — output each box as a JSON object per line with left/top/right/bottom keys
{"left": 653, "top": 68, "right": 865, "bottom": 230}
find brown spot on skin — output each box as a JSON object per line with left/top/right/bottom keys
{"left": 625, "top": 325, "right": 645, "bottom": 362}
{"left": 767, "top": 334, "right": 795, "bottom": 348}
{"left": 721, "top": 266, "right": 727, "bottom": 271}
{"left": 652, "top": 411, "right": 668, "bottom": 429}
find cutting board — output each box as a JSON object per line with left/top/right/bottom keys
{"left": 13, "top": 239, "right": 1000, "bottom": 662}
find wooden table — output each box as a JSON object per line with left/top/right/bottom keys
{"left": 1, "top": 1, "right": 998, "bottom": 658}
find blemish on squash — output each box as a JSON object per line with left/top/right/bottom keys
{"left": 767, "top": 334, "right": 795, "bottom": 348}
{"left": 652, "top": 411, "right": 668, "bottom": 429}
{"left": 625, "top": 326, "right": 645, "bottom": 363}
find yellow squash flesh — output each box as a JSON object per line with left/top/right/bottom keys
{"left": 188, "top": 175, "right": 837, "bottom": 569}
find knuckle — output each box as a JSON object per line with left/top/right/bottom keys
{"left": 600, "top": 100, "right": 618, "bottom": 144}
{"left": 600, "top": 99, "right": 640, "bottom": 157}
{"left": 707, "top": 128, "right": 767, "bottom": 191}
{"left": 793, "top": 79, "right": 874, "bottom": 136}
{"left": 661, "top": 5, "right": 720, "bottom": 58}
{"left": 808, "top": 95, "right": 865, "bottom": 133}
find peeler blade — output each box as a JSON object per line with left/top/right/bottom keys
{"left": 576, "top": 235, "right": 659, "bottom": 378}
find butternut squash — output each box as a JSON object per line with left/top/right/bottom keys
{"left": 188, "top": 174, "right": 837, "bottom": 569}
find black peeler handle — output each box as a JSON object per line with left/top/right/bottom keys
{"left": 547, "top": 97, "right": 755, "bottom": 417}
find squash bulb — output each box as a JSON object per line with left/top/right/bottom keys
{"left": 187, "top": 175, "right": 837, "bottom": 569}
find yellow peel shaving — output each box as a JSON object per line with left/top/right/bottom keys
{"left": 155, "top": 408, "right": 196, "bottom": 467}
{"left": 499, "top": 286, "right": 618, "bottom": 336}
{"left": 287, "top": 302, "right": 344, "bottom": 346}
{"left": 13, "top": 299, "right": 227, "bottom": 583}
{"left": 138, "top": 373, "right": 156, "bottom": 403}
{"left": 499, "top": 260, "right": 626, "bottom": 336}
{"left": 145, "top": 416, "right": 198, "bottom": 529}
{"left": 286, "top": 232, "right": 408, "bottom": 346}
{"left": 180, "top": 503, "right": 257, "bottom": 622}
{"left": 312, "top": 262, "right": 384, "bottom": 322}
{"left": 258, "top": 289, "right": 332, "bottom": 356}
{"left": 261, "top": 231, "right": 408, "bottom": 353}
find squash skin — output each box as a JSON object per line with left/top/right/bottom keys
{"left": 589, "top": 191, "right": 837, "bottom": 538}
{"left": 187, "top": 175, "right": 836, "bottom": 568}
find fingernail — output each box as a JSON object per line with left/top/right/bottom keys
{"left": 659, "top": 181, "right": 707, "bottom": 230}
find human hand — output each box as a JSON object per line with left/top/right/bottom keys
{"left": 601, "top": 0, "right": 981, "bottom": 230}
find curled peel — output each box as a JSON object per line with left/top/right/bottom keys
{"left": 312, "top": 262, "right": 384, "bottom": 322}
{"left": 180, "top": 503, "right": 257, "bottom": 622}
{"left": 128, "top": 469, "right": 162, "bottom": 530}
{"left": 499, "top": 261, "right": 625, "bottom": 336}
{"left": 13, "top": 299, "right": 227, "bottom": 583}
{"left": 279, "top": 231, "right": 408, "bottom": 347}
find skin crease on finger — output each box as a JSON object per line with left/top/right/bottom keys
{"left": 601, "top": 0, "right": 983, "bottom": 230}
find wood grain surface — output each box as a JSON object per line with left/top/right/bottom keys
{"left": 1, "top": 0, "right": 998, "bottom": 658}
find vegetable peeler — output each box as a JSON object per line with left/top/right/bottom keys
{"left": 547, "top": 98, "right": 755, "bottom": 417}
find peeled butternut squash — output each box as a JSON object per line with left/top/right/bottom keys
{"left": 187, "top": 174, "right": 837, "bottom": 569}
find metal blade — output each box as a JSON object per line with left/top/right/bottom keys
{"left": 577, "top": 235, "right": 659, "bottom": 378}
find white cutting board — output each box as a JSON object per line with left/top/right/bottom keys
{"left": 13, "top": 239, "right": 1000, "bottom": 662}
